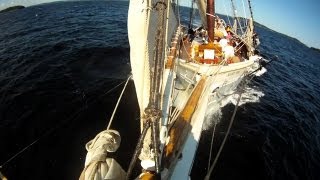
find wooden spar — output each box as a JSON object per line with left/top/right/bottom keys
{"left": 207, "top": 0, "right": 215, "bottom": 42}
{"left": 163, "top": 76, "right": 207, "bottom": 169}
{"left": 247, "top": 0, "right": 254, "bottom": 31}
{"left": 247, "top": 0, "right": 254, "bottom": 21}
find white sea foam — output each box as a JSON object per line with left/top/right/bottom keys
{"left": 202, "top": 106, "right": 222, "bottom": 131}
{"left": 254, "top": 67, "right": 267, "bottom": 77}
{"left": 230, "top": 86, "right": 265, "bottom": 106}
{"left": 203, "top": 86, "right": 265, "bottom": 130}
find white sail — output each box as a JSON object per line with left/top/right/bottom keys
{"left": 128, "top": 0, "right": 151, "bottom": 117}
{"left": 128, "top": 0, "right": 179, "bottom": 169}
{"left": 196, "top": 0, "right": 207, "bottom": 27}
{"left": 245, "top": 17, "right": 254, "bottom": 54}
{"left": 128, "top": 0, "right": 178, "bottom": 117}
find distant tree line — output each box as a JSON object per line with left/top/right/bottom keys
{"left": 0, "top": 5, "right": 25, "bottom": 13}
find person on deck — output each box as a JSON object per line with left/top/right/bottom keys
{"left": 225, "top": 25, "right": 233, "bottom": 40}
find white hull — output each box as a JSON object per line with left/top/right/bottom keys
{"left": 169, "top": 56, "right": 260, "bottom": 179}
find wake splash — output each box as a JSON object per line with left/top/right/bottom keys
{"left": 202, "top": 85, "right": 264, "bottom": 130}
{"left": 230, "top": 86, "right": 265, "bottom": 106}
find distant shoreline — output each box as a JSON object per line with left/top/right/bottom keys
{"left": 310, "top": 47, "right": 320, "bottom": 53}
{"left": 0, "top": 5, "right": 25, "bottom": 13}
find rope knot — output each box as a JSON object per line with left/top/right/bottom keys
{"left": 144, "top": 107, "right": 161, "bottom": 122}
{"left": 153, "top": 1, "right": 167, "bottom": 11}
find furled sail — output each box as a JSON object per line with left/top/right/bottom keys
{"left": 245, "top": 17, "right": 254, "bottom": 54}
{"left": 196, "top": 0, "right": 207, "bottom": 27}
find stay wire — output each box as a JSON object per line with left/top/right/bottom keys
{"left": 0, "top": 77, "right": 130, "bottom": 170}
{"left": 107, "top": 74, "right": 132, "bottom": 130}
{"left": 207, "top": 120, "right": 217, "bottom": 173}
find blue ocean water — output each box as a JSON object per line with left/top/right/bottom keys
{"left": 0, "top": 1, "right": 319, "bottom": 180}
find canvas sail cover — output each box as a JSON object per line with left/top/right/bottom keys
{"left": 128, "top": 0, "right": 178, "bottom": 116}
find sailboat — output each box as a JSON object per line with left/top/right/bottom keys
{"left": 80, "top": 0, "right": 263, "bottom": 179}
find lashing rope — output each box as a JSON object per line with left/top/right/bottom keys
{"left": 204, "top": 81, "right": 245, "bottom": 180}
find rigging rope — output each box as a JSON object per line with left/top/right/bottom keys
{"left": 204, "top": 53, "right": 276, "bottom": 178}
{"left": 230, "top": 0, "right": 245, "bottom": 35}
{"left": 188, "top": 0, "right": 196, "bottom": 28}
{"left": 107, "top": 74, "right": 132, "bottom": 130}
{"left": 126, "top": 120, "right": 151, "bottom": 180}
{"left": 204, "top": 80, "right": 245, "bottom": 180}
{"left": 205, "top": 52, "right": 273, "bottom": 178}
{"left": 223, "top": 1, "right": 232, "bottom": 26}
{"left": 230, "top": 0, "right": 237, "bottom": 19}
{"left": 0, "top": 77, "right": 129, "bottom": 173}
{"left": 241, "top": 0, "right": 248, "bottom": 27}
{"left": 207, "top": 120, "right": 217, "bottom": 173}
{"left": 177, "top": 0, "right": 181, "bottom": 26}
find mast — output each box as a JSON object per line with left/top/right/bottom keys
{"left": 230, "top": 0, "right": 237, "bottom": 18}
{"left": 247, "top": 0, "right": 254, "bottom": 31}
{"left": 207, "top": 0, "right": 215, "bottom": 42}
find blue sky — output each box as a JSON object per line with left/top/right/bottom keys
{"left": 0, "top": 0, "right": 319, "bottom": 48}
{"left": 253, "top": 0, "right": 320, "bottom": 49}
